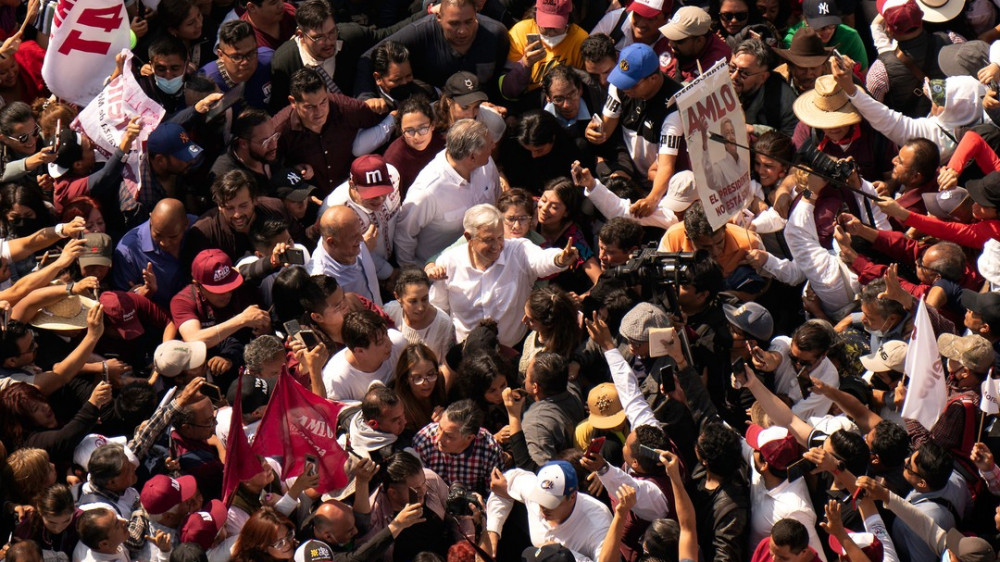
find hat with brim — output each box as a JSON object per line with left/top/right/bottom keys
{"left": 916, "top": 0, "right": 966, "bottom": 22}
{"left": 859, "top": 340, "right": 908, "bottom": 373}
{"left": 662, "top": 170, "right": 698, "bottom": 212}
{"left": 774, "top": 27, "right": 834, "bottom": 68}
{"left": 587, "top": 382, "right": 627, "bottom": 430}
{"left": 946, "top": 530, "right": 995, "bottom": 562}
{"left": 967, "top": 172, "right": 1000, "bottom": 208}
{"left": 793, "top": 75, "right": 862, "bottom": 129}
{"left": 30, "top": 294, "right": 97, "bottom": 331}
{"left": 922, "top": 188, "right": 969, "bottom": 220}
{"left": 979, "top": 239, "right": 1000, "bottom": 286}
{"left": 938, "top": 41, "right": 990, "bottom": 77}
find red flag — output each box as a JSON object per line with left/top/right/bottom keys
{"left": 221, "top": 375, "right": 263, "bottom": 506}
{"left": 252, "top": 369, "right": 348, "bottom": 493}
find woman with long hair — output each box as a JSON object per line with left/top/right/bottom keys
{"left": 231, "top": 507, "right": 297, "bottom": 561}
{"left": 518, "top": 286, "right": 582, "bottom": 378}
{"left": 536, "top": 178, "right": 601, "bottom": 292}
{"left": 0, "top": 182, "right": 54, "bottom": 280}
{"left": 390, "top": 343, "right": 448, "bottom": 435}
{"left": 0, "top": 381, "right": 111, "bottom": 463}
{"left": 453, "top": 350, "right": 511, "bottom": 437}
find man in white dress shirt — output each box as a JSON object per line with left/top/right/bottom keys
{"left": 429, "top": 204, "right": 578, "bottom": 346}
{"left": 395, "top": 119, "right": 500, "bottom": 266}
{"left": 309, "top": 205, "right": 392, "bottom": 306}
{"left": 73, "top": 507, "right": 131, "bottom": 562}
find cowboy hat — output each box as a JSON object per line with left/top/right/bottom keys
{"left": 793, "top": 74, "right": 862, "bottom": 129}
{"left": 30, "top": 292, "right": 97, "bottom": 331}
{"left": 774, "top": 27, "right": 834, "bottom": 68}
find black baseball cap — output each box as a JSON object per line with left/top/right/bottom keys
{"left": 961, "top": 289, "right": 1000, "bottom": 328}
{"left": 966, "top": 172, "right": 1000, "bottom": 208}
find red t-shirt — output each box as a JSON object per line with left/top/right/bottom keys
{"left": 241, "top": 3, "right": 297, "bottom": 50}
{"left": 750, "top": 538, "right": 822, "bottom": 562}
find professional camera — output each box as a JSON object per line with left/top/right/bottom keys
{"left": 445, "top": 482, "right": 478, "bottom": 517}
{"left": 801, "top": 144, "right": 856, "bottom": 183}
{"left": 606, "top": 245, "right": 697, "bottom": 289}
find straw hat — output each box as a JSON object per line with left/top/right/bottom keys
{"left": 793, "top": 74, "right": 862, "bottom": 129}
{"left": 30, "top": 293, "right": 97, "bottom": 331}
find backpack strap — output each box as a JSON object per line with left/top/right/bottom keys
{"left": 608, "top": 9, "right": 631, "bottom": 45}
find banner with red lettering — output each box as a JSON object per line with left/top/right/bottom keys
{"left": 901, "top": 300, "right": 947, "bottom": 430}
{"left": 252, "top": 370, "right": 348, "bottom": 494}
{"left": 222, "top": 374, "right": 264, "bottom": 506}
{"left": 73, "top": 50, "right": 164, "bottom": 200}
{"left": 674, "top": 60, "right": 752, "bottom": 230}
{"left": 41, "top": 0, "right": 131, "bottom": 106}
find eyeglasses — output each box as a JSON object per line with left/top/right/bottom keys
{"left": 411, "top": 371, "right": 438, "bottom": 386}
{"left": 243, "top": 132, "right": 280, "bottom": 150}
{"left": 271, "top": 533, "right": 297, "bottom": 550}
{"left": 549, "top": 89, "right": 579, "bottom": 105}
{"left": 503, "top": 215, "right": 531, "bottom": 226}
{"left": 219, "top": 47, "right": 257, "bottom": 63}
{"left": 790, "top": 352, "right": 821, "bottom": 369}
{"left": 720, "top": 11, "right": 748, "bottom": 20}
{"left": 303, "top": 30, "right": 338, "bottom": 44}
{"left": 6, "top": 124, "right": 39, "bottom": 144}
{"left": 904, "top": 456, "right": 927, "bottom": 480}
{"left": 402, "top": 125, "right": 431, "bottom": 138}
{"left": 916, "top": 256, "right": 942, "bottom": 276}
{"left": 728, "top": 63, "right": 766, "bottom": 80}
{"left": 186, "top": 418, "right": 218, "bottom": 429}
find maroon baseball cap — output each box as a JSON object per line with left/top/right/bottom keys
{"left": 349, "top": 155, "right": 394, "bottom": 199}
{"left": 192, "top": 249, "right": 243, "bottom": 294}
{"left": 99, "top": 291, "right": 144, "bottom": 340}
{"left": 746, "top": 424, "right": 801, "bottom": 471}
{"left": 536, "top": 0, "right": 572, "bottom": 28}
{"left": 140, "top": 474, "right": 197, "bottom": 515}
{"left": 180, "top": 499, "right": 226, "bottom": 549}
{"left": 879, "top": 0, "right": 923, "bottom": 34}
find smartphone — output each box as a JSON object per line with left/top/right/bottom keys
{"left": 280, "top": 248, "right": 306, "bottom": 266}
{"left": 408, "top": 487, "right": 419, "bottom": 503}
{"left": 50, "top": 119, "right": 61, "bottom": 151}
{"left": 526, "top": 33, "right": 541, "bottom": 46}
{"left": 637, "top": 444, "right": 662, "bottom": 464}
{"left": 585, "top": 436, "right": 606, "bottom": 459}
{"left": 659, "top": 364, "right": 676, "bottom": 393}
{"left": 590, "top": 113, "right": 604, "bottom": 134}
{"left": 570, "top": 161, "right": 585, "bottom": 186}
{"left": 796, "top": 366, "right": 812, "bottom": 399}
{"left": 200, "top": 382, "right": 222, "bottom": 403}
{"left": 3, "top": 307, "right": 10, "bottom": 331}
{"left": 298, "top": 328, "right": 320, "bottom": 350}
{"left": 511, "top": 388, "right": 528, "bottom": 400}
{"left": 786, "top": 457, "right": 816, "bottom": 482}
{"left": 732, "top": 357, "right": 747, "bottom": 375}
{"left": 827, "top": 488, "right": 851, "bottom": 504}
{"left": 283, "top": 319, "right": 301, "bottom": 338}
{"left": 832, "top": 48, "right": 847, "bottom": 70}
{"left": 205, "top": 82, "right": 246, "bottom": 122}
{"left": 305, "top": 454, "right": 318, "bottom": 475}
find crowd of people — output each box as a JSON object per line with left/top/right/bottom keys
{"left": 0, "top": 0, "right": 998, "bottom": 559}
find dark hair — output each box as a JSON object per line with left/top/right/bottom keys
{"left": 529, "top": 352, "right": 568, "bottom": 396}
{"left": 394, "top": 267, "right": 431, "bottom": 296}
{"left": 37, "top": 483, "right": 75, "bottom": 515}
{"left": 0, "top": 183, "right": 53, "bottom": 234}
{"left": 184, "top": 74, "right": 217, "bottom": 95}
{"left": 149, "top": 34, "right": 189, "bottom": 62}
{"left": 770, "top": 519, "right": 809, "bottom": 552}
{"left": 157, "top": 0, "right": 198, "bottom": 32}
{"left": 828, "top": 429, "right": 870, "bottom": 476}
{"left": 631, "top": 425, "right": 671, "bottom": 473}
{"left": 914, "top": 441, "right": 953, "bottom": 491}
{"left": 642, "top": 518, "right": 680, "bottom": 562}
{"left": 696, "top": 422, "right": 743, "bottom": 478}
{"left": 295, "top": 0, "right": 331, "bottom": 30}
{"left": 218, "top": 20, "right": 254, "bottom": 47}
{"left": 88, "top": 445, "right": 128, "bottom": 489}
{"left": 541, "top": 177, "right": 582, "bottom": 226}
{"left": 0, "top": 101, "right": 33, "bottom": 135}
{"left": 496, "top": 188, "right": 535, "bottom": 216}
{"left": 290, "top": 68, "right": 325, "bottom": 100}
{"left": 249, "top": 218, "right": 290, "bottom": 253}
{"left": 300, "top": 274, "right": 340, "bottom": 315}
{"left": 211, "top": 169, "right": 257, "bottom": 206}
{"left": 170, "top": 543, "right": 209, "bottom": 562}
{"left": 860, "top": 279, "right": 907, "bottom": 321}
{"left": 791, "top": 320, "right": 834, "bottom": 353}
{"left": 342, "top": 310, "right": 388, "bottom": 351}
{"left": 526, "top": 286, "right": 581, "bottom": 357}
{"left": 361, "top": 385, "right": 400, "bottom": 423}
{"left": 394, "top": 96, "right": 435, "bottom": 134}
{"left": 903, "top": 138, "right": 940, "bottom": 184}
{"left": 515, "top": 110, "right": 561, "bottom": 148}
{"left": 598, "top": 217, "right": 643, "bottom": 252}
{"left": 580, "top": 33, "right": 617, "bottom": 64}
{"left": 683, "top": 201, "right": 716, "bottom": 239}
{"left": 232, "top": 108, "right": 271, "bottom": 144}
{"left": 0, "top": 319, "right": 30, "bottom": 363}
{"left": 0, "top": 382, "right": 49, "bottom": 449}
{"left": 733, "top": 37, "right": 773, "bottom": 69}
{"left": 7, "top": 541, "right": 42, "bottom": 562}
{"left": 870, "top": 419, "right": 910, "bottom": 468}
{"left": 753, "top": 130, "right": 794, "bottom": 181}
{"left": 391, "top": 343, "right": 446, "bottom": 429}
{"left": 271, "top": 266, "right": 312, "bottom": 326}
{"left": 686, "top": 252, "right": 724, "bottom": 299}
{"left": 77, "top": 507, "right": 115, "bottom": 550}
{"left": 605, "top": 175, "right": 642, "bottom": 202}
{"left": 541, "top": 65, "right": 583, "bottom": 98}
{"left": 115, "top": 382, "right": 158, "bottom": 430}
{"left": 442, "top": 399, "right": 483, "bottom": 437}
{"left": 372, "top": 41, "right": 410, "bottom": 76}
{"left": 457, "top": 351, "right": 509, "bottom": 410}
{"left": 383, "top": 450, "right": 423, "bottom": 486}
{"left": 589, "top": 278, "right": 639, "bottom": 336}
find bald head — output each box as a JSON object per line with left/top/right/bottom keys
{"left": 150, "top": 198, "right": 187, "bottom": 225}
{"left": 149, "top": 198, "right": 189, "bottom": 257}
{"left": 319, "top": 206, "right": 357, "bottom": 239}
{"left": 313, "top": 500, "right": 357, "bottom": 546}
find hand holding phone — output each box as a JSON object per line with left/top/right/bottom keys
{"left": 637, "top": 444, "right": 662, "bottom": 464}
{"left": 585, "top": 436, "right": 606, "bottom": 459}
{"left": 200, "top": 382, "right": 222, "bottom": 402}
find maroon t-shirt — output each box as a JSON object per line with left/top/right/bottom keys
{"left": 383, "top": 131, "right": 446, "bottom": 198}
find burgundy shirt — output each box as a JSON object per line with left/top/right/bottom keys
{"left": 383, "top": 131, "right": 446, "bottom": 198}
{"left": 241, "top": 2, "right": 297, "bottom": 50}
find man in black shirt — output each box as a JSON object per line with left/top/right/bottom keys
{"left": 210, "top": 109, "right": 279, "bottom": 196}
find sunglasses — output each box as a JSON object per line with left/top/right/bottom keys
{"left": 6, "top": 124, "right": 39, "bottom": 144}
{"left": 790, "top": 352, "right": 821, "bottom": 369}
{"left": 720, "top": 11, "right": 749, "bottom": 21}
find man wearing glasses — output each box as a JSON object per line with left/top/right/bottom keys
{"left": 271, "top": 0, "right": 343, "bottom": 113}
{"left": 201, "top": 21, "right": 274, "bottom": 111}
{"left": 749, "top": 318, "right": 839, "bottom": 419}
{"left": 729, "top": 38, "right": 799, "bottom": 136}
{"left": 210, "top": 109, "right": 279, "bottom": 194}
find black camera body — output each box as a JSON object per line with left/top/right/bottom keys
{"left": 801, "top": 144, "right": 857, "bottom": 183}
{"left": 445, "top": 482, "right": 477, "bottom": 517}
{"left": 607, "top": 245, "right": 697, "bottom": 290}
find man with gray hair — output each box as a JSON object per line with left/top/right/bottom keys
{"left": 429, "top": 204, "right": 578, "bottom": 345}
{"left": 243, "top": 334, "right": 287, "bottom": 378}
{"left": 394, "top": 119, "right": 500, "bottom": 266}
{"left": 730, "top": 38, "right": 798, "bottom": 135}
{"left": 77, "top": 444, "right": 140, "bottom": 518}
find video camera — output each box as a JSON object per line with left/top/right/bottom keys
{"left": 606, "top": 245, "right": 698, "bottom": 294}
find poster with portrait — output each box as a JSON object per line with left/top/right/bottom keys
{"left": 674, "top": 60, "right": 752, "bottom": 230}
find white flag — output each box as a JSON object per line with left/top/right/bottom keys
{"left": 900, "top": 300, "right": 948, "bottom": 431}
{"left": 41, "top": 0, "right": 131, "bottom": 106}
{"left": 982, "top": 371, "right": 1000, "bottom": 414}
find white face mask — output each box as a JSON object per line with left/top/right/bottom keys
{"left": 540, "top": 33, "right": 567, "bottom": 48}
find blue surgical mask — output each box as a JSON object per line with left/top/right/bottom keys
{"left": 156, "top": 75, "right": 185, "bottom": 95}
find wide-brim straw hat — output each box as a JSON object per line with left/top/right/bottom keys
{"left": 30, "top": 293, "right": 97, "bottom": 331}
{"left": 793, "top": 74, "right": 862, "bottom": 129}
